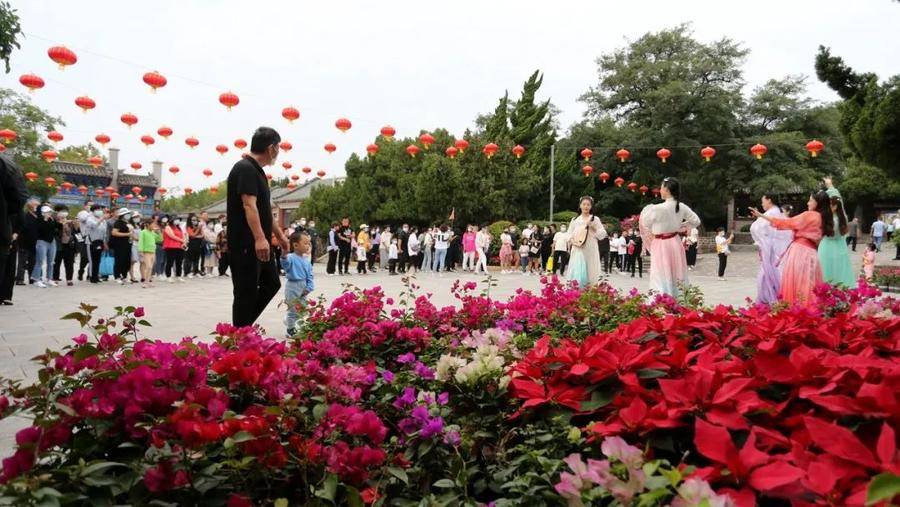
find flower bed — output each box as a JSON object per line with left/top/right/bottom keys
{"left": 0, "top": 278, "right": 898, "bottom": 506}
{"left": 873, "top": 266, "right": 900, "bottom": 292}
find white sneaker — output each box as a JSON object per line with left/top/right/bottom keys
{"left": 166, "top": 277, "right": 173, "bottom": 283}
{"left": 187, "top": 274, "right": 194, "bottom": 279}
{"left": 115, "top": 279, "right": 123, "bottom": 285}
{"left": 48, "top": 280, "right": 58, "bottom": 287}
{"left": 35, "top": 280, "right": 47, "bottom": 288}
{"left": 718, "top": 277, "right": 727, "bottom": 281}
{"left": 179, "top": 277, "right": 186, "bottom": 283}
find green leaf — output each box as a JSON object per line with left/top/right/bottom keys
{"left": 274, "top": 499, "right": 289, "bottom": 507}
{"left": 54, "top": 402, "right": 76, "bottom": 417}
{"left": 579, "top": 390, "right": 613, "bottom": 412}
{"left": 313, "top": 403, "right": 328, "bottom": 421}
{"left": 346, "top": 487, "right": 364, "bottom": 507}
{"left": 637, "top": 368, "right": 667, "bottom": 379}
{"left": 73, "top": 345, "right": 99, "bottom": 361}
{"left": 387, "top": 466, "right": 409, "bottom": 485}
{"left": 433, "top": 479, "right": 456, "bottom": 488}
{"left": 867, "top": 473, "right": 900, "bottom": 506}
{"left": 80, "top": 461, "right": 126, "bottom": 476}
{"left": 315, "top": 473, "right": 338, "bottom": 502}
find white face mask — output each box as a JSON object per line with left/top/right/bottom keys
{"left": 58, "top": 212, "right": 69, "bottom": 219}
{"left": 173, "top": 219, "right": 181, "bottom": 226}
{"left": 93, "top": 210, "right": 103, "bottom": 218}
{"left": 161, "top": 218, "right": 169, "bottom": 224}
{"left": 308, "top": 223, "right": 315, "bottom": 228}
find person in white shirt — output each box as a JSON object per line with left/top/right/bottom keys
{"left": 893, "top": 212, "right": 900, "bottom": 260}
{"left": 379, "top": 227, "right": 392, "bottom": 270}
{"left": 639, "top": 177, "right": 702, "bottom": 297}
{"left": 406, "top": 228, "right": 420, "bottom": 274}
{"left": 421, "top": 227, "right": 434, "bottom": 272}
{"left": 714, "top": 228, "right": 735, "bottom": 281}
{"left": 684, "top": 227, "right": 699, "bottom": 270}
{"left": 551, "top": 224, "right": 569, "bottom": 275}
{"left": 474, "top": 225, "right": 490, "bottom": 274}
{"left": 522, "top": 225, "right": 533, "bottom": 240}
{"left": 432, "top": 225, "right": 450, "bottom": 274}
{"left": 616, "top": 231, "right": 628, "bottom": 272}
{"left": 388, "top": 239, "right": 399, "bottom": 275}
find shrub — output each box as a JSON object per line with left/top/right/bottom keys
{"left": 553, "top": 211, "right": 578, "bottom": 223}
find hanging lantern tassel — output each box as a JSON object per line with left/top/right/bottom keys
{"left": 700, "top": 146, "right": 716, "bottom": 162}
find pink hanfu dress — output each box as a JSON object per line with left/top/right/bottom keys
{"left": 770, "top": 211, "right": 824, "bottom": 306}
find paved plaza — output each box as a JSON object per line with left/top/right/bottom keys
{"left": 0, "top": 248, "right": 897, "bottom": 454}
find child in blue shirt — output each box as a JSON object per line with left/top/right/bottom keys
{"left": 282, "top": 231, "right": 315, "bottom": 337}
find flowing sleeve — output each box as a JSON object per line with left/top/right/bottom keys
{"left": 592, "top": 217, "right": 608, "bottom": 241}
{"left": 680, "top": 203, "right": 701, "bottom": 229}
{"left": 771, "top": 211, "right": 821, "bottom": 244}
{"left": 639, "top": 204, "right": 654, "bottom": 253}
{"left": 826, "top": 187, "right": 841, "bottom": 199}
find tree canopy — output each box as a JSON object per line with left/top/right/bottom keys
{"left": 0, "top": 88, "right": 64, "bottom": 200}
{"left": 0, "top": 1, "right": 22, "bottom": 73}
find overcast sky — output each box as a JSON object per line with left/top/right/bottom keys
{"left": 2, "top": 0, "right": 898, "bottom": 193}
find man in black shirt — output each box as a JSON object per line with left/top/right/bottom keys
{"left": 227, "top": 127, "right": 290, "bottom": 327}
{"left": 337, "top": 217, "right": 352, "bottom": 275}
{"left": 0, "top": 154, "right": 29, "bottom": 304}
{"left": 15, "top": 196, "right": 38, "bottom": 284}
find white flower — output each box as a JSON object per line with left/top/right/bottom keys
{"left": 435, "top": 354, "right": 467, "bottom": 381}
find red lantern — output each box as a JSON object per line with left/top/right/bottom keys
{"left": 183, "top": 187, "right": 193, "bottom": 195}
{"left": 138, "top": 195, "right": 147, "bottom": 202}
{"left": 279, "top": 141, "right": 292, "bottom": 152}
{"left": 627, "top": 182, "right": 638, "bottom": 192}
{"left": 110, "top": 192, "right": 120, "bottom": 200}
{"left": 131, "top": 186, "right": 142, "bottom": 195}
{"left": 750, "top": 143, "right": 768, "bottom": 160}
{"left": 95, "top": 133, "right": 110, "bottom": 146}
{"left": 614, "top": 176, "right": 625, "bottom": 188}
{"left": 62, "top": 181, "right": 74, "bottom": 192}
{"left": 48, "top": 46, "right": 77, "bottom": 69}
{"left": 47, "top": 131, "right": 63, "bottom": 144}
{"left": 580, "top": 148, "right": 593, "bottom": 161}
{"left": 419, "top": 133, "right": 435, "bottom": 149}
{"left": 140, "top": 135, "right": 155, "bottom": 147}
{"left": 89, "top": 156, "right": 102, "bottom": 168}
{"left": 639, "top": 185, "right": 648, "bottom": 195}
{"left": 143, "top": 71, "right": 167, "bottom": 92}
{"left": 582, "top": 165, "right": 594, "bottom": 177}
{"left": 24, "top": 172, "right": 38, "bottom": 182}
{"left": 42, "top": 150, "right": 57, "bottom": 163}
{"left": 455, "top": 139, "right": 469, "bottom": 153}
{"left": 125, "top": 193, "right": 134, "bottom": 200}
{"left": 77, "top": 185, "right": 88, "bottom": 195}
{"left": 652, "top": 187, "right": 660, "bottom": 197}
{"left": 265, "top": 173, "right": 273, "bottom": 181}
{"left": 209, "top": 186, "right": 218, "bottom": 194}
{"left": 44, "top": 176, "right": 56, "bottom": 187}
{"left": 282, "top": 162, "right": 292, "bottom": 170}
{"left": 366, "top": 143, "right": 379, "bottom": 156}
{"left": 445, "top": 146, "right": 458, "bottom": 159}
{"left": 203, "top": 168, "right": 213, "bottom": 178}
{"left": 185, "top": 137, "right": 199, "bottom": 149}
{"left": 215, "top": 144, "right": 229, "bottom": 156}
{"left": 290, "top": 174, "right": 299, "bottom": 181}
{"left": 512, "top": 145, "right": 525, "bottom": 159}
{"left": 282, "top": 107, "right": 300, "bottom": 123}
{"left": 406, "top": 144, "right": 420, "bottom": 158}
{"left": 616, "top": 148, "right": 630, "bottom": 163}
{"left": 316, "top": 169, "right": 326, "bottom": 178}
{"left": 380, "top": 125, "right": 396, "bottom": 140}
{"left": 19, "top": 73, "right": 45, "bottom": 93}
{"left": 0, "top": 144, "right": 5, "bottom": 153}
{"left": 324, "top": 143, "right": 336, "bottom": 154}
{"left": 157, "top": 126, "right": 173, "bottom": 139}
{"left": 219, "top": 91, "right": 239, "bottom": 110}
{"left": 806, "top": 139, "right": 824, "bottom": 158}
{"left": 335, "top": 118, "right": 352, "bottom": 132}
{"left": 168, "top": 166, "right": 180, "bottom": 175}
{"left": 75, "top": 96, "right": 95, "bottom": 113}
{"left": 95, "top": 188, "right": 105, "bottom": 196}
{"left": 0, "top": 129, "right": 16, "bottom": 142}
{"left": 105, "top": 186, "right": 116, "bottom": 194}
{"left": 158, "top": 188, "right": 167, "bottom": 196}
{"left": 287, "top": 182, "right": 297, "bottom": 189}
{"left": 599, "top": 171, "right": 610, "bottom": 183}
{"left": 483, "top": 143, "right": 499, "bottom": 159}
{"left": 120, "top": 113, "right": 138, "bottom": 128}
{"left": 234, "top": 138, "right": 247, "bottom": 149}
{"left": 656, "top": 148, "right": 671, "bottom": 163}
{"left": 301, "top": 166, "right": 312, "bottom": 174}
{"left": 131, "top": 162, "right": 142, "bottom": 171}
{"left": 700, "top": 146, "right": 716, "bottom": 162}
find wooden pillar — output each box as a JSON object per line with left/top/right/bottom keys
{"left": 727, "top": 196, "right": 735, "bottom": 232}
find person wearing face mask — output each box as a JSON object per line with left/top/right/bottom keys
{"left": 30, "top": 204, "right": 59, "bottom": 288}
{"left": 163, "top": 215, "right": 187, "bottom": 282}
{"left": 153, "top": 215, "right": 168, "bottom": 279}
{"left": 184, "top": 213, "right": 204, "bottom": 278}
{"left": 128, "top": 213, "right": 142, "bottom": 283}
{"left": 52, "top": 206, "right": 77, "bottom": 286}
{"left": 83, "top": 205, "right": 108, "bottom": 283}
{"left": 217, "top": 220, "right": 229, "bottom": 276}
{"left": 397, "top": 224, "right": 410, "bottom": 274}
{"left": 306, "top": 220, "right": 318, "bottom": 263}
{"left": 75, "top": 208, "right": 91, "bottom": 281}
{"left": 15, "top": 197, "right": 39, "bottom": 285}
{"left": 203, "top": 218, "right": 219, "bottom": 276}
{"left": 108, "top": 208, "right": 134, "bottom": 284}
{"left": 337, "top": 217, "right": 352, "bottom": 275}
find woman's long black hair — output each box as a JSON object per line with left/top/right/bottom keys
{"left": 828, "top": 194, "right": 849, "bottom": 237}
{"left": 662, "top": 177, "right": 681, "bottom": 212}
{"left": 813, "top": 191, "right": 833, "bottom": 237}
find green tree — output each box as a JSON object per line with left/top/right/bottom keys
{"left": 160, "top": 181, "right": 227, "bottom": 213}
{"left": 58, "top": 143, "right": 105, "bottom": 164}
{"left": 815, "top": 46, "right": 900, "bottom": 177}
{"left": 0, "top": 88, "right": 64, "bottom": 200}
{"left": 0, "top": 1, "right": 22, "bottom": 73}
